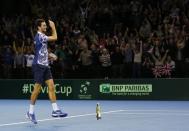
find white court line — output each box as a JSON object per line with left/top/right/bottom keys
{"left": 116, "top": 110, "right": 189, "bottom": 113}
{"left": 0, "top": 110, "right": 125, "bottom": 127}
{"left": 110, "top": 112, "right": 189, "bottom": 116}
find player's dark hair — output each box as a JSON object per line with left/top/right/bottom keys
{"left": 35, "top": 19, "right": 45, "bottom": 29}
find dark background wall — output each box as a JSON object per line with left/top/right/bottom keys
{"left": 0, "top": 0, "right": 31, "bottom": 15}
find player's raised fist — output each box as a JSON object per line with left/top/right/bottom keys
{"left": 49, "top": 20, "right": 55, "bottom": 28}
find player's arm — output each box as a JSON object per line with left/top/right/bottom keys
{"left": 150, "top": 51, "right": 157, "bottom": 62}
{"left": 48, "top": 52, "right": 58, "bottom": 61}
{"left": 13, "top": 41, "right": 18, "bottom": 54}
{"left": 161, "top": 50, "right": 169, "bottom": 63}
{"left": 47, "top": 20, "right": 57, "bottom": 42}
{"left": 139, "top": 40, "right": 142, "bottom": 54}
{"left": 21, "top": 40, "right": 25, "bottom": 54}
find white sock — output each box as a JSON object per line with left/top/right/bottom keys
{"left": 29, "top": 104, "right": 34, "bottom": 114}
{"left": 52, "top": 103, "right": 59, "bottom": 111}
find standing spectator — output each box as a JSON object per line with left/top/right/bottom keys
{"left": 13, "top": 41, "right": 25, "bottom": 79}
{"left": 139, "top": 19, "right": 152, "bottom": 39}
{"left": 62, "top": 45, "right": 74, "bottom": 78}
{"left": 122, "top": 43, "right": 134, "bottom": 78}
{"left": 132, "top": 41, "right": 142, "bottom": 78}
{"left": 151, "top": 50, "right": 169, "bottom": 78}
{"left": 25, "top": 48, "right": 34, "bottom": 79}
{"left": 90, "top": 43, "right": 100, "bottom": 78}
{"left": 111, "top": 46, "right": 123, "bottom": 78}
{"left": 175, "top": 35, "right": 186, "bottom": 77}
{"left": 78, "top": 44, "right": 92, "bottom": 78}
{"left": 99, "top": 48, "right": 112, "bottom": 79}
{"left": 2, "top": 45, "right": 13, "bottom": 79}
{"left": 151, "top": 50, "right": 169, "bottom": 67}
{"left": 165, "top": 55, "right": 175, "bottom": 77}
{"left": 55, "top": 45, "right": 66, "bottom": 78}
{"left": 142, "top": 56, "right": 154, "bottom": 78}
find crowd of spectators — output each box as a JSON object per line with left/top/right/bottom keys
{"left": 1, "top": 0, "right": 189, "bottom": 79}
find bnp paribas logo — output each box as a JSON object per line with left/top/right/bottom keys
{"left": 99, "top": 84, "right": 111, "bottom": 93}
{"left": 99, "top": 83, "right": 152, "bottom": 94}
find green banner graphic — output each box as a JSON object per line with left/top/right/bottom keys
{"left": 0, "top": 79, "right": 189, "bottom": 100}
{"left": 22, "top": 84, "right": 72, "bottom": 96}
{"left": 99, "top": 84, "right": 152, "bottom": 96}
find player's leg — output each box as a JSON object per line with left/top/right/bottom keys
{"left": 45, "top": 79, "right": 57, "bottom": 103}
{"left": 27, "top": 64, "right": 44, "bottom": 124}
{"left": 27, "top": 83, "right": 41, "bottom": 124}
{"left": 45, "top": 67, "right": 68, "bottom": 117}
{"left": 30, "top": 83, "right": 42, "bottom": 104}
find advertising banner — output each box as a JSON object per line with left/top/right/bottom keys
{"left": 0, "top": 79, "right": 189, "bottom": 100}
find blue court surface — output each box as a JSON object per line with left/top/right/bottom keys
{"left": 0, "top": 100, "right": 189, "bottom": 131}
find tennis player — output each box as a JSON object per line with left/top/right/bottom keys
{"left": 26, "top": 19, "right": 68, "bottom": 124}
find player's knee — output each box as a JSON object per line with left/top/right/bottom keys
{"left": 33, "top": 84, "right": 41, "bottom": 94}
{"left": 48, "top": 86, "right": 55, "bottom": 93}
{"left": 33, "top": 87, "right": 41, "bottom": 94}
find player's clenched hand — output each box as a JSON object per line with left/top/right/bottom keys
{"left": 49, "top": 20, "right": 55, "bottom": 29}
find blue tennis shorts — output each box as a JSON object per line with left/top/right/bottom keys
{"left": 32, "top": 64, "right": 53, "bottom": 85}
